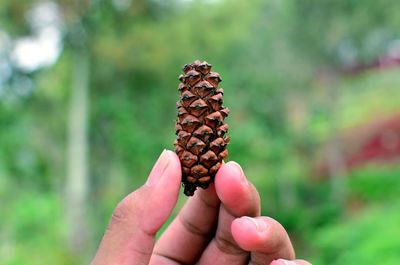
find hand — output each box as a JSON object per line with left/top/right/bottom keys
{"left": 91, "top": 150, "right": 311, "bottom": 265}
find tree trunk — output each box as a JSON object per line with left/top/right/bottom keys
{"left": 65, "top": 48, "right": 90, "bottom": 256}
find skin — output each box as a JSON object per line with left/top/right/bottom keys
{"left": 91, "top": 150, "right": 312, "bottom": 265}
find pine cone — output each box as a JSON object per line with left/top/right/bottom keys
{"left": 174, "top": 60, "right": 230, "bottom": 196}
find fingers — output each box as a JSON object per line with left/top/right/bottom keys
{"left": 231, "top": 216, "right": 295, "bottom": 264}
{"left": 150, "top": 185, "right": 220, "bottom": 264}
{"left": 91, "top": 150, "right": 181, "bottom": 265}
{"left": 198, "top": 161, "right": 261, "bottom": 264}
{"left": 270, "top": 259, "right": 312, "bottom": 265}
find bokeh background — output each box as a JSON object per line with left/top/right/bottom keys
{"left": 1, "top": 0, "right": 400, "bottom": 264}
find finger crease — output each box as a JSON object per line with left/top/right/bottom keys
{"left": 178, "top": 214, "right": 210, "bottom": 238}
{"left": 152, "top": 252, "right": 191, "bottom": 265}
{"left": 214, "top": 235, "right": 247, "bottom": 256}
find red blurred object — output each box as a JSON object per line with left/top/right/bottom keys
{"left": 315, "top": 113, "right": 400, "bottom": 178}
{"left": 342, "top": 49, "right": 400, "bottom": 75}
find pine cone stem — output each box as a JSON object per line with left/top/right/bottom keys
{"left": 175, "top": 60, "right": 230, "bottom": 196}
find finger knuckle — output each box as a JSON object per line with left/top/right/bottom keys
{"left": 111, "top": 202, "right": 127, "bottom": 224}
{"left": 108, "top": 192, "right": 139, "bottom": 230}
{"left": 108, "top": 202, "right": 128, "bottom": 232}
{"left": 263, "top": 217, "right": 290, "bottom": 250}
{"left": 179, "top": 215, "right": 208, "bottom": 237}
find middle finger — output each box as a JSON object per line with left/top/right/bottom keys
{"left": 198, "top": 162, "right": 261, "bottom": 265}
{"left": 151, "top": 184, "right": 220, "bottom": 264}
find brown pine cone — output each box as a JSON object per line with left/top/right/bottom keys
{"left": 174, "top": 60, "right": 230, "bottom": 196}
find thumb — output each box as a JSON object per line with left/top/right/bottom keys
{"left": 91, "top": 150, "right": 181, "bottom": 265}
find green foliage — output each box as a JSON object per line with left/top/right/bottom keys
{"left": 1, "top": 191, "right": 77, "bottom": 265}
{"left": 312, "top": 200, "right": 400, "bottom": 265}
{"left": 348, "top": 165, "right": 400, "bottom": 203}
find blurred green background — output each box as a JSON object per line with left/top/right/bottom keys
{"left": 1, "top": 0, "right": 400, "bottom": 264}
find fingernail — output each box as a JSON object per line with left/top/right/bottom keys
{"left": 146, "top": 149, "right": 171, "bottom": 187}
{"left": 228, "top": 161, "right": 246, "bottom": 183}
{"left": 271, "top": 259, "right": 297, "bottom": 265}
{"left": 241, "top": 216, "right": 268, "bottom": 232}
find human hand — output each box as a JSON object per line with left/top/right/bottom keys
{"left": 91, "top": 149, "right": 311, "bottom": 265}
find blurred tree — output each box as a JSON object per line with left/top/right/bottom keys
{"left": 64, "top": 24, "right": 90, "bottom": 256}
